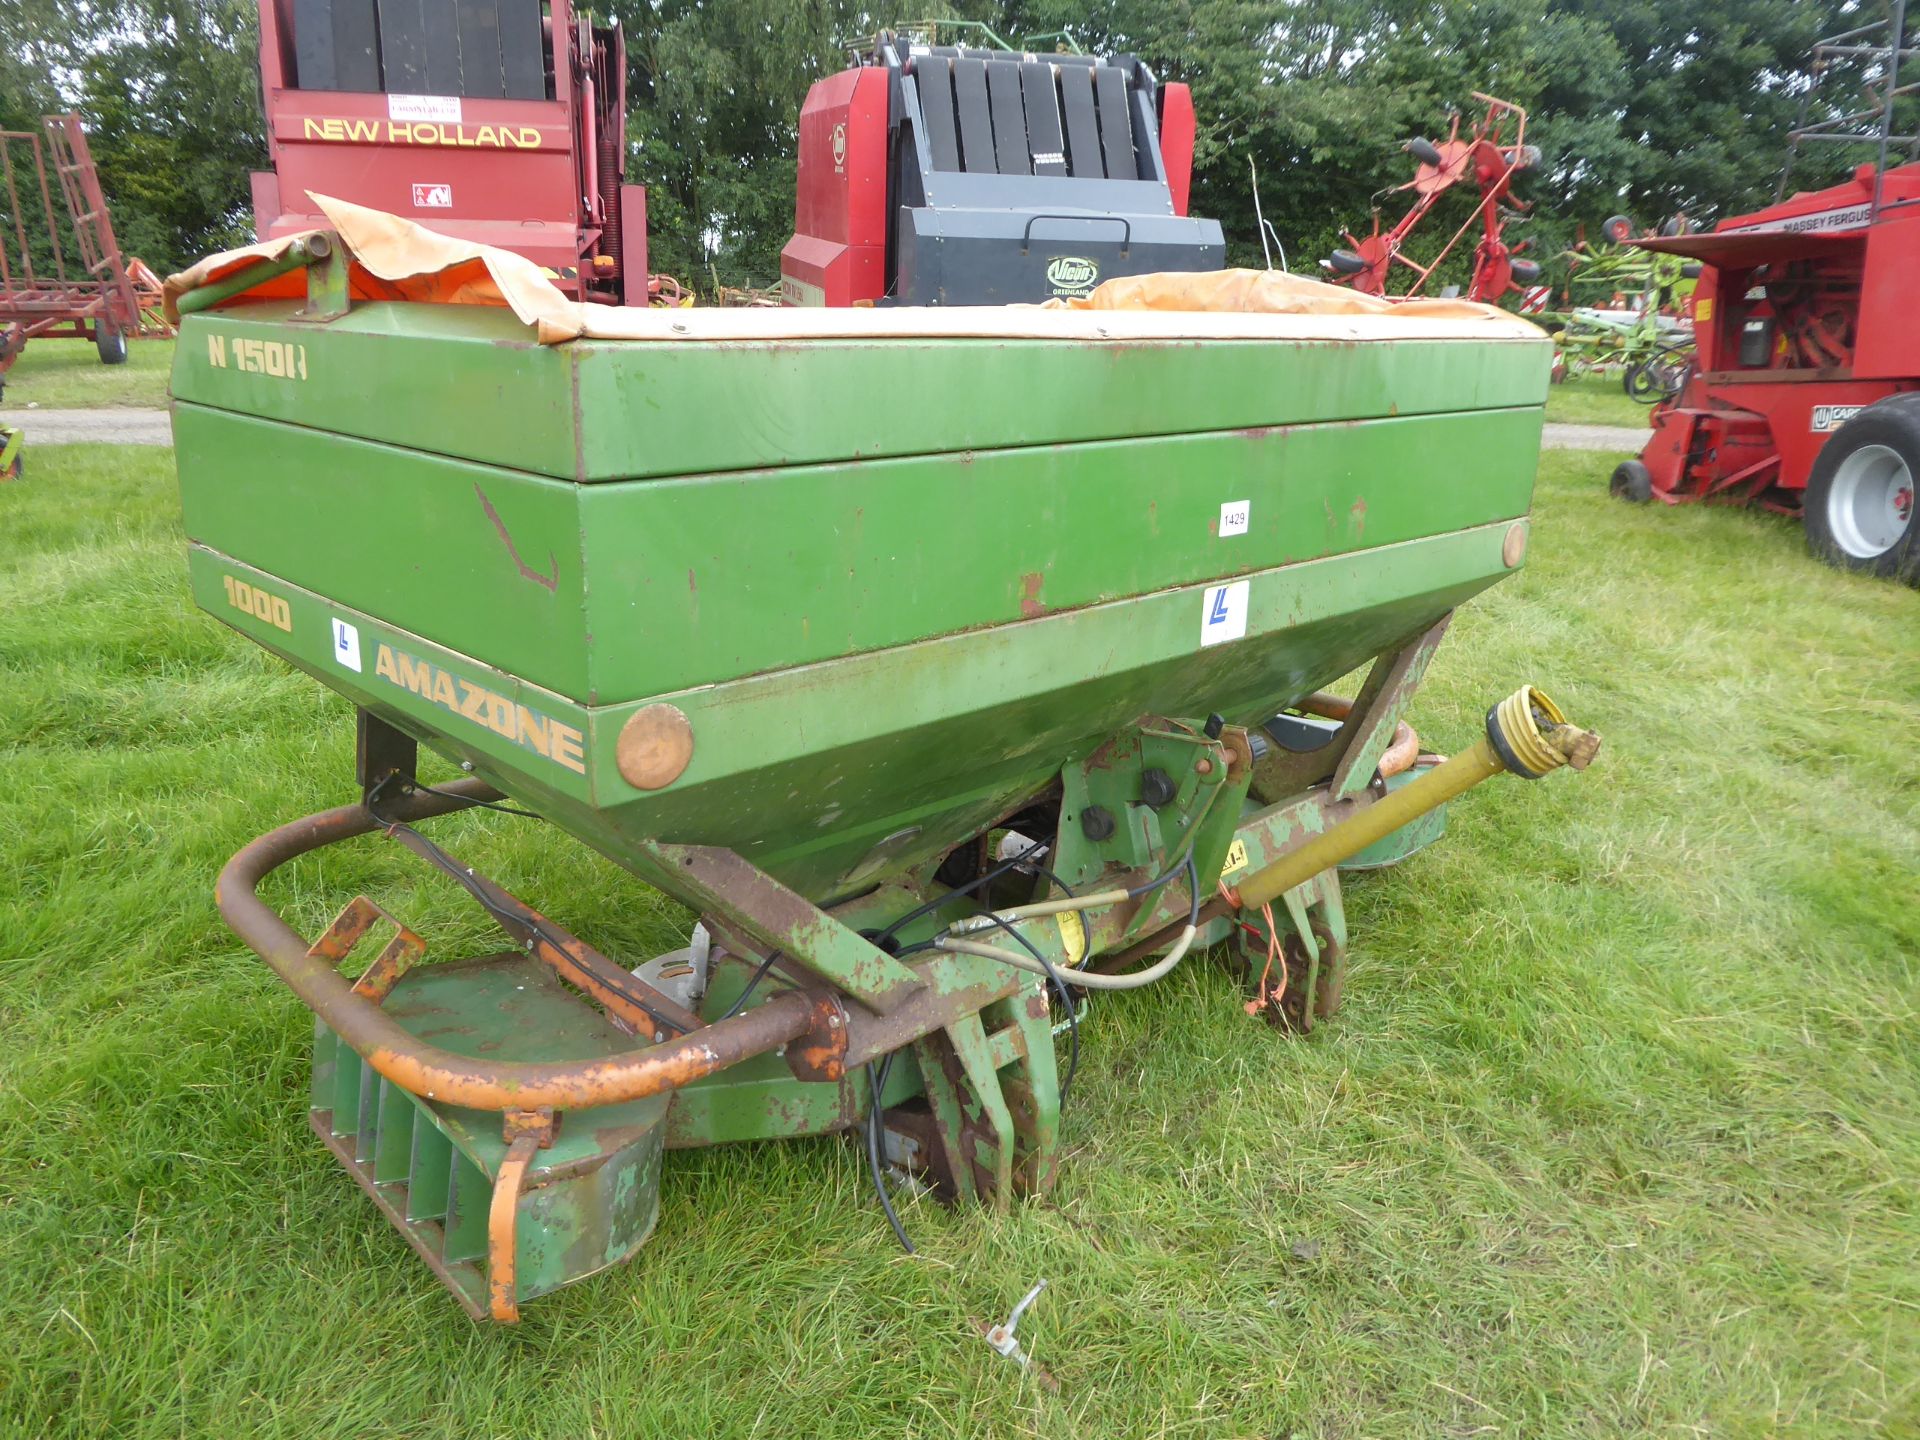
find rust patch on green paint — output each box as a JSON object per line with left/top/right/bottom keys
{"left": 474, "top": 483, "right": 559, "bottom": 593}
{"left": 1019, "top": 571, "right": 1048, "bottom": 618}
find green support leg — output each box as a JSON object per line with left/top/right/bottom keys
{"left": 995, "top": 987, "right": 1061, "bottom": 1196}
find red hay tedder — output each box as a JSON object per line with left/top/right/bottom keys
{"left": 1322, "top": 93, "right": 1542, "bottom": 305}
{"left": 0, "top": 114, "right": 171, "bottom": 402}
{"left": 1615, "top": 6, "right": 1920, "bottom": 584}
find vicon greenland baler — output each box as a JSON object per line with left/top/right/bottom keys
{"left": 167, "top": 214, "right": 1595, "bottom": 1321}
{"left": 782, "top": 28, "right": 1221, "bottom": 305}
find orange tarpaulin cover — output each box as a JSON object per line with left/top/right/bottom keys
{"left": 166, "top": 194, "right": 1542, "bottom": 345}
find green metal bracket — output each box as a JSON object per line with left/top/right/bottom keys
{"left": 639, "top": 841, "right": 923, "bottom": 1012}
{"left": 1331, "top": 614, "right": 1451, "bottom": 799}
{"left": 295, "top": 232, "right": 352, "bottom": 323}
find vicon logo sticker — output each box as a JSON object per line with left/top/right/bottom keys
{"left": 1811, "top": 404, "right": 1863, "bottom": 433}
{"left": 1045, "top": 255, "right": 1100, "bottom": 296}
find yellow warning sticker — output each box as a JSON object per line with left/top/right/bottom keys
{"left": 1221, "top": 838, "right": 1250, "bottom": 879}
{"left": 1055, "top": 910, "right": 1087, "bottom": 966}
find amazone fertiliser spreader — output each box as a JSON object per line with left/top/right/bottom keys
{"left": 168, "top": 205, "right": 1598, "bottom": 1321}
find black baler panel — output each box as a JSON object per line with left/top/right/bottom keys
{"left": 419, "top": 0, "right": 462, "bottom": 93}
{"left": 986, "top": 60, "right": 1029, "bottom": 174}
{"left": 292, "top": 0, "right": 339, "bottom": 88}
{"left": 1022, "top": 61, "right": 1067, "bottom": 175}
{"left": 1059, "top": 64, "right": 1102, "bottom": 178}
{"left": 917, "top": 60, "right": 961, "bottom": 172}
{"left": 1094, "top": 65, "right": 1134, "bottom": 179}
{"left": 293, "top": 0, "right": 382, "bottom": 91}
{"left": 375, "top": 0, "right": 428, "bottom": 91}
{"left": 454, "top": 0, "right": 504, "bottom": 97}
{"left": 497, "top": 0, "right": 546, "bottom": 98}
{"left": 953, "top": 58, "right": 996, "bottom": 174}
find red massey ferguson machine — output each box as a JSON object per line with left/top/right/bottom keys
{"left": 1613, "top": 9, "right": 1920, "bottom": 583}
{"left": 781, "top": 25, "right": 1222, "bottom": 306}
{"left": 252, "top": 0, "right": 647, "bottom": 302}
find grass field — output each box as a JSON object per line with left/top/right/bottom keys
{"left": 2, "top": 445, "right": 1915, "bottom": 1438}
{"left": 0, "top": 337, "right": 174, "bottom": 410}
{"left": 1541, "top": 374, "right": 1651, "bottom": 429}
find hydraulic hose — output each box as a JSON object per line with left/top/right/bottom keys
{"left": 936, "top": 923, "right": 1200, "bottom": 989}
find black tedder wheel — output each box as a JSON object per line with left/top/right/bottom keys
{"left": 1602, "top": 214, "right": 1635, "bottom": 245}
{"left": 1802, "top": 399, "right": 1920, "bottom": 584}
{"left": 1325, "top": 249, "right": 1368, "bottom": 276}
{"left": 1623, "top": 362, "right": 1665, "bottom": 404}
{"left": 1404, "top": 137, "right": 1444, "bottom": 168}
{"left": 1509, "top": 258, "right": 1542, "bottom": 285}
{"left": 1610, "top": 460, "right": 1654, "bottom": 503}
{"left": 96, "top": 322, "right": 128, "bottom": 366}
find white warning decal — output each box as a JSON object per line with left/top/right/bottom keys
{"left": 388, "top": 94, "right": 462, "bottom": 123}
{"left": 1199, "top": 580, "right": 1249, "bottom": 647}
{"left": 331, "top": 618, "right": 363, "bottom": 672}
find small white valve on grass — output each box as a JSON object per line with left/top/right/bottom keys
{"left": 983, "top": 1279, "right": 1047, "bottom": 1367}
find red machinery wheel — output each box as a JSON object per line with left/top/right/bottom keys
{"left": 1803, "top": 400, "right": 1920, "bottom": 584}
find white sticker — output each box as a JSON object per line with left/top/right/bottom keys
{"left": 331, "top": 618, "right": 363, "bottom": 672}
{"left": 1219, "top": 500, "right": 1251, "bottom": 537}
{"left": 1199, "top": 580, "right": 1249, "bottom": 647}
{"left": 388, "top": 93, "right": 462, "bottom": 123}
{"left": 411, "top": 182, "right": 453, "bottom": 209}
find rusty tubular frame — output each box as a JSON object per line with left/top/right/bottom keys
{"left": 215, "top": 779, "right": 831, "bottom": 1111}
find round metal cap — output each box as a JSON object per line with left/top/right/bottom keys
{"left": 616, "top": 704, "right": 695, "bottom": 790}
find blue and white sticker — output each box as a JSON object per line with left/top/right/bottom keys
{"left": 1199, "top": 580, "right": 1249, "bottom": 647}
{"left": 1219, "top": 500, "right": 1251, "bottom": 537}
{"left": 331, "top": 618, "right": 363, "bottom": 672}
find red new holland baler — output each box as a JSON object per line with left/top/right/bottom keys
{"left": 251, "top": 0, "right": 648, "bottom": 303}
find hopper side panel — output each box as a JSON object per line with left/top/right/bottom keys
{"left": 171, "top": 307, "right": 579, "bottom": 480}
{"left": 583, "top": 523, "right": 1517, "bottom": 897}
{"left": 578, "top": 409, "right": 1539, "bottom": 703}
{"left": 571, "top": 334, "right": 1549, "bottom": 481}
{"left": 175, "top": 407, "right": 592, "bottom": 702}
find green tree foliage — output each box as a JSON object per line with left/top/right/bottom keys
{"left": 610, "top": 0, "right": 864, "bottom": 284}
{"left": 0, "top": 1, "right": 263, "bottom": 272}
{"left": 0, "top": 0, "right": 1886, "bottom": 287}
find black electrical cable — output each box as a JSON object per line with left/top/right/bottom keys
{"left": 875, "top": 842, "right": 1073, "bottom": 948}
{"left": 718, "top": 948, "right": 789, "bottom": 1020}
{"left": 403, "top": 773, "right": 545, "bottom": 819}
{"left": 1128, "top": 838, "right": 1205, "bottom": 900}
{"left": 866, "top": 1055, "right": 915, "bottom": 1253}
{"left": 364, "top": 780, "right": 693, "bottom": 1037}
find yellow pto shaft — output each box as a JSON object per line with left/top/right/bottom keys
{"left": 1234, "top": 686, "right": 1601, "bottom": 912}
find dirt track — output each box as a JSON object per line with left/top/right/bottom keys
{"left": 0, "top": 407, "right": 173, "bottom": 447}
{"left": 1, "top": 406, "right": 1647, "bottom": 454}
